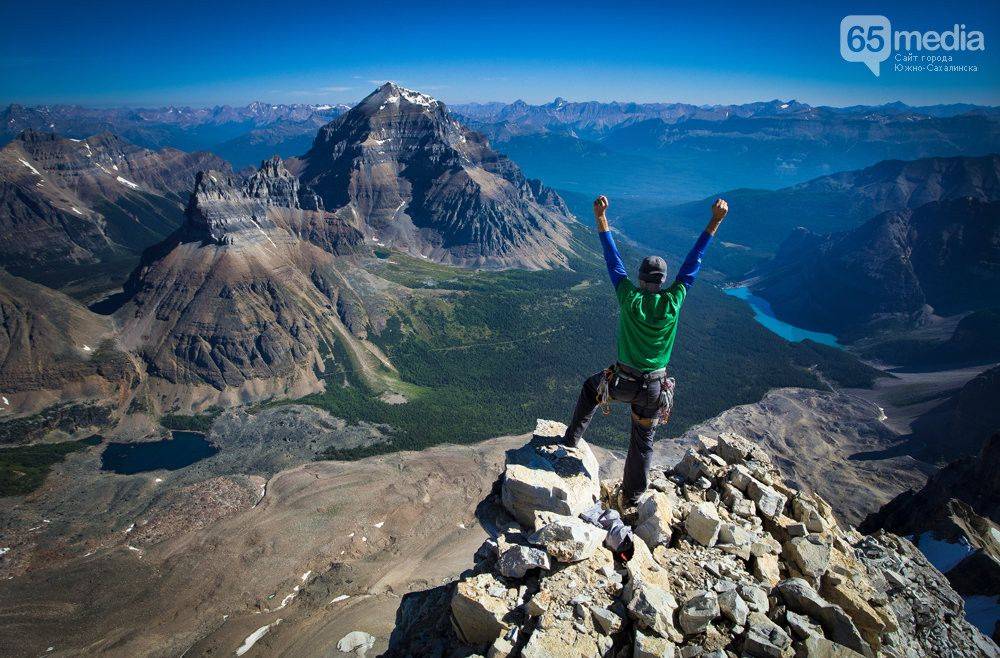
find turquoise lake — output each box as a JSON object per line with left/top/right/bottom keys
{"left": 724, "top": 287, "right": 842, "bottom": 349}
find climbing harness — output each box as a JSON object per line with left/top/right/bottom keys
{"left": 598, "top": 362, "right": 676, "bottom": 427}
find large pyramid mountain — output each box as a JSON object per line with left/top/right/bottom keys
{"left": 297, "top": 82, "right": 573, "bottom": 269}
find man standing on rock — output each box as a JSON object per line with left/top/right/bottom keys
{"left": 564, "top": 195, "right": 729, "bottom": 506}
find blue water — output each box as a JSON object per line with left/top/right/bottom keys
{"left": 101, "top": 431, "right": 218, "bottom": 474}
{"left": 724, "top": 286, "right": 842, "bottom": 349}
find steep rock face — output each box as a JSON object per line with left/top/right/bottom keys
{"left": 752, "top": 197, "right": 1000, "bottom": 335}
{"left": 299, "top": 83, "right": 573, "bottom": 270}
{"left": 862, "top": 433, "right": 1000, "bottom": 641}
{"left": 0, "top": 269, "right": 137, "bottom": 415}
{"left": 116, "top": 158, "right": 383, "bottom": 410}
{"left": 441, "top": 422, "right": 997, "bottom": 658}
{"left": 862, "top": 432, "right": 1000, "bottom": 555}
{"left": 0, "top": 130, "right": 229, "bottom": 290}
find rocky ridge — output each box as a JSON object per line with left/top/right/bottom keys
{"left": 447, "top": 420, "right": 998, "bottom": 657}
{"left": 114, "top": 156, "right": 393, "bottom": 410}
{"left": 0, "top": 130, "right": 229, "bottom": 291}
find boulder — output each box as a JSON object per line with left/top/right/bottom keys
{"left": 634, "top": 628, "right": 677, "bottom": 658}
{"left": 625, "top": 577, "right": 678, "bottom": 638}
{"left": 785, "top": 536, "right": 831, "bottom": 581}
{"left": 751, "top": 553, "right": 781, "bottom": 586}
{"left": 803, "top": 635, "right": 866, "bottom": 658}
{"left": 528, "top": 515, "right": 603, "bottom": 563}
{"left": 718, "top": 588, "right": 749, "bottom": 626}
{"left": 635, "top": 491, "right": 675, "bottom": 549}
{"left": 497, "top": 544, "right": 550, "bottom": 579}
{"left": 451, "top": 573, "right": 518, "bottom": 645}
{"left": 501, "top": 420, "right": 601, "bottom": 527}
{"left": 746, "top": 479, "right": 787, "bottom": 519}
{"left": 590, "top": 605, "right": 624, "bottom": 635}
{"left": 679, "top": 591, "right": 720, "bottom": 635}
{"left": 716, "top": 433, "right": 755, "bottom": 464}
{"left": 775, "top": 579, "right": 869, "bottom": 657}
{"left": 685, "top": 503, "right": 722, "bottom": 547}
{"left": 743, "top": 612, "right": 792, "bottom": 657}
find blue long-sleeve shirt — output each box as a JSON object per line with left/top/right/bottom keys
{"left": 599, "top": 230, "right": 712, "bottom": 290}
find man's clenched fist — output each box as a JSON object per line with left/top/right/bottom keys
{"left": 712, "top": 198, "right": 729, "bottom": 221}
{"left": 593, "top": 195, "right": 609, "bottom": 218}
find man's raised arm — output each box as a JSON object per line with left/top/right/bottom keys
{"left": 594, "top": 195, "right": 627, "bottom": 289}
{"left": 675, "top": 198, "right": 729, "bottom": 288}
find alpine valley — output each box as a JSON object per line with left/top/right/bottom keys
{"left": 0, "top": 84, "right": 997, "bottom": 657}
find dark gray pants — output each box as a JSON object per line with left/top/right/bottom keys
{"left": 563, "top": 369, "right": 663, "bottom": 506}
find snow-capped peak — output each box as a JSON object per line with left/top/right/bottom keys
{"left": 368, "top": 82, "right": 440, "bottom": 109}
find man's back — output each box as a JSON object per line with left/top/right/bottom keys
{"left": 615, "top": 278, "right": 687, "bottom": 371}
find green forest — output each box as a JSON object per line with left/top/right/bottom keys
{"left": 294, "top": 223, "right": 879, "bottom": 460}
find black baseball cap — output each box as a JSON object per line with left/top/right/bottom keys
{"left": 638, "top": 255, "right": 667, "bottom": 284}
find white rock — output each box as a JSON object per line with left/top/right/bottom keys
{"left": 501, "top": 421, "right": 600, "bottom": 527}
{"left": 685, "top": 502, "right": 722, "bottom": 547}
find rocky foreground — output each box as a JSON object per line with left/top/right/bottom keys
{"left": 444, "top": 420, "right": 997, "bottom": 658}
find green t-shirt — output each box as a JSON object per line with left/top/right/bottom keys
{"left": 615, "top": 278, "right": 687, "bottom": 371}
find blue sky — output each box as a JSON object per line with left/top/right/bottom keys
{"left": 2, "top": 0, "right": 997, "bottom": 107}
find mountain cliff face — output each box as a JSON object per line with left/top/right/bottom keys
{"left": 298, "top": 83, "right": 573, "bottom": 270}
{"left": 0, "top": 130, "right": 229, "bottom": 291}
{"left": 751, "top": 198, "right": 1000, "bottom": 336}
{"left": 0, "top": 268, "right": 137, "bottom": 417}
{"left": 116, "top": 157, "right": 383, "bottom": 410}
{"left": 862, "top": 432, "right": 1000, "bottom": 642}
{"left": 394, "top": 421, "right": 999, "bottom": 657}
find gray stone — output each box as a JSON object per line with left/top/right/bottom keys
{"left": 451, "top": 573, "right": 517, "bottom": 645}
{"left": 719, "top": 522, "right": 753, "bottom": 547}
{"left": 674, "top": 449, "right": 709, "bottom": 482}
{"left": 775, "top": 578, "right": 868, "bottom": 656}
{"left": 743, "top": 612, "right": 792, "bottom": 657}
{"left": 729, "top": 465, "right": 755, "bottom": 491}
{"left": 746, "top": 479, "right": 787, "bottom": 519}
{"left": 496, "top": 545, "right": 550, "bottom": 579}
{"left": 625, "top": 577, "right": 679, "bottom": 638}
{"left": 739, "top": 584, "right": 770, "bottom": 613}
{"left": 786, "top": 610, "right": 822, "bottom": 639}
{"left": 528, "top": 515, "right": 603, "bottom": 563}
{"left": 634, "top": 627, "right": 676, "bottom": 658}
{"left": 685, "top": 502, "right": 722, "bottom": 547}
{"left": 635, "top": 491, "right": 675, "bottom": 549}
{"left": 718, "top": 588, "right": 749, "bottom": 626}
{"left": 590, "top": 605, "right": 623, "bottom": 635}
{"left": 785, "top": 536, "right": 831, "bottom": 581}
{"left": 716, "top": 433, "right": 755, "bottom": 464}
{"left": 679, "top": 591, "right": 720, "bottom": 635}
{"left": 803, "top": 635, "right": 866, "bottom": 657}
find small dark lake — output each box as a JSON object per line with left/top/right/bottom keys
{"left": 101, "top": 431, "right": 218, "bottom": 474}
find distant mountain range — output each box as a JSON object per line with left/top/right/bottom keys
{"left": 19, "top": 84, "right": 576, "bottom": 409}
{"left": 5, "top": 98, "right": 998, "bottom": 194}
{"left": 1, "top": 102, "right": 349, "bottom": 169}
{"left": 622, "top": 153, "right": 1000, "bottom": 260}
{"left": 451, "top": 98, "right": 1000, "bottom": 200}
